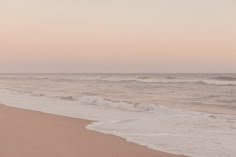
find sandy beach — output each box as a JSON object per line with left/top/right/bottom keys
{"left": 0, "top": 104, "right": 185, "bottom": 157}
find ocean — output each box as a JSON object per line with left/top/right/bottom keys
{"left": 0, "top": 73, "right": 235, "bottom": 157}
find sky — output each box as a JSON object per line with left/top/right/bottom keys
{"left": 0, "top": 0, "right": 235, "bottom": 73}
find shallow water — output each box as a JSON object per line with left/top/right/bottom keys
{"left": 0, "top": 73, "right": 235, "bottom": 157}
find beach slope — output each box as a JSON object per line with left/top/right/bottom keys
{"left": 0, "top": 104, "right": 185, "bottom": 157}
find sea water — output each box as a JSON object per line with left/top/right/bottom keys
{"left": 0, "top": 73, "right": 235, "bottom": 157}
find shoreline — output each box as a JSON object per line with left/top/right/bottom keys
{"left": 0, "top": 104, "right": 185, "bottom": 157}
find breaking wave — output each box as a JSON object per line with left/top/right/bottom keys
{"left": 79, "top": 96, "right": 157, "bottom": 112}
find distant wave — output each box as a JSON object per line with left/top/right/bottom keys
{"left": 194, "top": 81, "right": 236, "bottom": 86}
{"left": 211, "top": 76, "right": 236, "bottom": 81}
{"left": 166, "top": 76, "right": 177, "bottom": 79}
{"left": 98, "top": 78, "right": 236, "bottom": 86}
{"left": 59, "top": 96, "right": 77, "bottom": 101}
{"left": 79, "top": 96, "right": 157, "bottom": 112}
{"left": 1, "top": 74, "right": 236, "bottom": 86}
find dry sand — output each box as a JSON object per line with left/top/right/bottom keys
{"left": 0, "top": 104, "right": 185, "bottom": 157}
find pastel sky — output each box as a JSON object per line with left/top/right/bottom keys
{"left": 0, "top": 0, "right": 235, "bottom": 73}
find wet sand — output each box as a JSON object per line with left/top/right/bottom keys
{"left": 0, "top": 104, "right": 185, "bottom": 157}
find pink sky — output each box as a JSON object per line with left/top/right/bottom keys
{"left": 0, "top": 0, "right": 235, "bottom": 73}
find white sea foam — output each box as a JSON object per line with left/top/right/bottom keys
{"left": 0, "top": 89, "right": 235, "bottom": 157}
